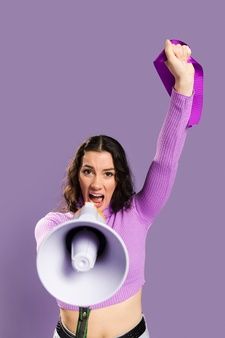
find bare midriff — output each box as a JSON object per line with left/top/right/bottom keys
{"left": 60, "top": 289, "right": 143, "bottom": 338}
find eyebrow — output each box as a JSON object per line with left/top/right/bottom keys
{"left": 82, "top": 164, "right": 115, "bottom": 171}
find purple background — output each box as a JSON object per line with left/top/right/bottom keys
{"left": 1, "top": 1, "right": 224, "bottom": 337}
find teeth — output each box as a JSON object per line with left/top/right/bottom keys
{"left": 89, "top": 193, "right": 104, "bottom": 204}
{"left": 90, "top": 193, "right": 103, "bottom": 197}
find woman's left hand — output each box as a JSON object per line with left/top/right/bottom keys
{"left": 164, "top": 39, "right": 195, "bottom": 96}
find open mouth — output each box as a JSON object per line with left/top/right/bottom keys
{"left": 88, "top": 193, "right": 104, "bottom": 207}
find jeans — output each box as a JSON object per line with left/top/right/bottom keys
{"left": 52, "top": 314, "right": 150, "bottom": 338}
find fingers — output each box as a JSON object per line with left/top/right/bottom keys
{"left": 165, "top": 39, "right": 192, "bottom": 62}
{"left": 174, "top": 44, "right": 192, "bottom": 61}
{"left": 164, "top": 39, "right": 176, "bottom": 62}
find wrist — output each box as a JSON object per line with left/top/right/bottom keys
{"left": 174, "top": 78, "right": 194, "bottom": 97}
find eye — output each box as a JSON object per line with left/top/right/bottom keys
{"left": 82, "top": 168, "right": 93, "bottom": 176}
{"left": 104, "top": 171, "right": 114, "bottom": 177}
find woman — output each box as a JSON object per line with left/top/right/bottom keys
{"left": 35, "top": 39, "right": 195, "bottom": 338}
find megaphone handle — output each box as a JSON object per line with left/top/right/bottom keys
{"left": 75, "top": 306, "right": 91, "bottom": 338}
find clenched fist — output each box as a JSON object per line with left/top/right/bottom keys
{"left": 164, "top": 39, "right": 195, "bottom": 96}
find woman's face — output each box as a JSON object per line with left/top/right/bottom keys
{"left": 79, "top": 151, "right": 117, "bottom": 211}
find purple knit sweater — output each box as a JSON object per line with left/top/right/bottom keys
{"left": 35, "top": 89, "right": 194, "bottom": 310}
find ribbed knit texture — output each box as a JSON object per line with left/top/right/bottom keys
{"left": 35, "top": 89, "right": 194, "bottom": 310}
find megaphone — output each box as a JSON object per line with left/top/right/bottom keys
{"left": 36, "top": 202, "right": 129, "bottom": 307}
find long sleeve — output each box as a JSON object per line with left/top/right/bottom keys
{"left": 134, "top": 88, "right": 194, "bottom": 224}
{"left": 34, "top": 212, "right": 72, "bottom": 249}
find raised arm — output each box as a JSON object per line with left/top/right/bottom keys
{"left": 135, "top": 40, "right": 195, "bottom": 223}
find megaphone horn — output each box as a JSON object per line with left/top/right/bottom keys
{"left": 36, "top": 202, "right": 129, "bottom": 307}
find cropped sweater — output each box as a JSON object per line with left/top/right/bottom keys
{"left": 35, "top": 89, "right": 194, "bottom": 310}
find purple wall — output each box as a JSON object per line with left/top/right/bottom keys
{"left": 1, "top": 1, "right": 224, "bottom": 337}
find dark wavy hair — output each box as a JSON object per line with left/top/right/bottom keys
{"left": 62, "top": 135, "right": 135, "bottom": 213}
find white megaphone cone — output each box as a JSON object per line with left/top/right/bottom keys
{"left": 36, "top": 202, "right": 129, "bottom": 307}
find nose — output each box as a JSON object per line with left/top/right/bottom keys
{"left": 90, "top": 174, "right": 103, "bottom": 190}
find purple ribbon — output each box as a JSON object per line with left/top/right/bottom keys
{"left": 153, "top": 39, "right": 204, "bottom": 128}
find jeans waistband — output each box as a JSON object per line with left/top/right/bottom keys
{"left": 56, "top": 316, "right": 146, "bottom": 338}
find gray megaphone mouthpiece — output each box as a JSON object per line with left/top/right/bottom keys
{"left": 71, "top": 228, "right": 100, "bottom": 272}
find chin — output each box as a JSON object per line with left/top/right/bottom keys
{"left": 97, "top": 204, "right": 105, "bottom": 211}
